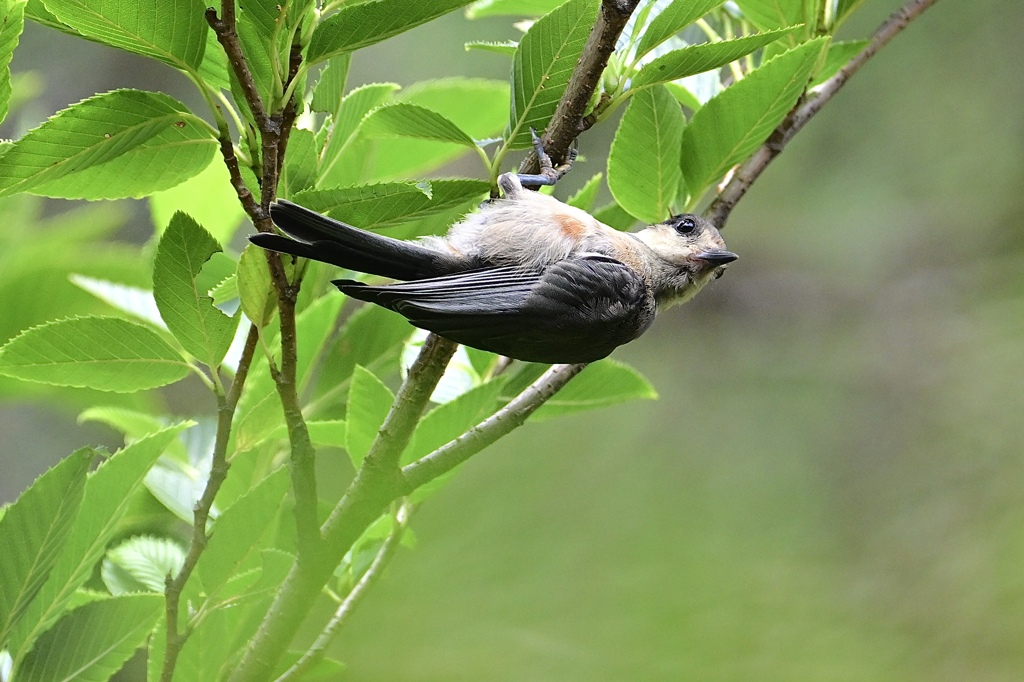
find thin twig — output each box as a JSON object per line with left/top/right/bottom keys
{"left": 161, "top": 325, "right": 260, "bottom": 682}
{"left": 706, "top": 0, "right": 941, "bottom": 227}
{"left": 274, "top": 503, "right": 414, "bottom": 682}
{"left": 207, "top": 6, "right": 269, "bottom": 128}
{"left": 403, "top": 363, "right": 588, "bottom": 488}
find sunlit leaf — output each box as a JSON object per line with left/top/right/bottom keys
{"left": 632, "top": 28, "right": 800, "bottom": 91}
{"left": 0, "top": 316, "right": 191, "bottom": 391}
{"left": 507, "top": 0, "right": 597, "bottom": 149}
{"left": 68, "top": 274, "right": 165, "bottom": 330}
{"left": 153, "top": 213, "right": 239, "bottom": 368}
{"left": 634, "top": 0, "right": 723, "bottom": 60}
{"left": 307, "top": 0, "right": 475, "bottom": 64}
{"left": 608, "top": 85, "right": 685, "bottom": 223}
{"left": 464, "top": 39, "right": 517, "bottom": 55}
{"left": 295, "top": 179, "right": 488, "bottom": 229}
{"left": 0, "top": 0, "right": 26, "bottom": 126}
{"left": 42, "top": 0, "right": 207, "bottom": 71}
{"left": 680, "top": 37, "right": 827, "bottom": 195}
{"left": 532, "top": 359, "right": 658, "bottom": 419}
{"left": 466, "top": 0, "right": 562, "bottom": 19}
{"left": 150, "top": 156, "right": 247, "bottom": 245}
{"left": 101, "top": 535, "right": 185, "bottom": 594}
{"left": 361, "top": 103, "right": 479, "bottom": 147}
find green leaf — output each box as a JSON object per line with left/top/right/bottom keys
{"left": 361, "top": 103, "right": 479, "bottom": 147}
{"left": 608, "top": 85, "right": 685, "bottom": 223}
{"left": 68, "top": 274, "right": 165, "bottom": 330}
{"left": 307, "top": 0, "right": 475, "bottom": 64}
{"left": 17, "top": 594, "right": 162, "bottom": 682}
{"left": 465, "top": 39, "right": 517, "bottom": 55}
{"left": 192, "top": 467, "right": 289, "bottom": 602}
{"left": 404, "top": 378, "right": 505, "bottom": 465}
{"left": 150, "top": 156, "right": 247, "bottom": 245}
{"left": 346, "top": 365, "right": 394, "bottom": 468}
{"left": 101, "top": 535, "right": 185, "bottom": 594}
{"left": 566, "top": 172, "right": 603, "bottom": 211}
{"left": 283, "top": 127, "right": 318, "bottom": 196}
{"left": 680, "top": 37, "right": 827, "bottom": 195}
{"left": 0, "top": 316, "right": 191, "bottom": 391}
{"left": 42, "top": 0, "right": 207, "bottom": 71}
{"left": 634, "top": 0, "right": 723, "bottom": 59}
{"left": 592, "top": 201, "right": 637, "bottom": 231}
{"left": 632, "top": 27, "right": 801, "bottom": 91}
{"left": 466, "top": 0, "right": 562, "bottom": 18}
{"left": 317, "top": 82, "right": 400, "bottom": 187}
{"left": 0, "top": 448, "right": 91, "bottom": 645}
{"left": 295, "top": 179, "right": 488, "bottom": 229}
{"left": 295, "top": 294, "right": 344, "bottom": 393}
{"left": 368, "top": 78, "right": 509, "bottom": 181}
{"left": 198, "top": 28, "right": 230, "bottom": 90}
{"left": 153, "top": 212, "right": 239, "bottom": 368}
{"left": 533, "top": 359, "right": 657, "bottom": 419}
{"left": 144, "top": 457, "right": 207, "bottom": 524}
{"left": 9, "top": 425, "right": 189, "bottom": 660}
{"left": 835, "top": 0, "right": 867, "bottom": 25}
{"left": 507, "top": 0, "right": 598, "bottom": 149}
{"left": 734, "top": 0, "right": 803, "bottom": 33}
{"left": 236, "top": 244, "right": 276, "bottom": 329}
{"left": 0, "top": 0, "right": 25, "bottom": 126}
{"left": 0, "top": 89, "right": 214, "bottom": 199}
{"left": 311, "top": 54, "right": 350, "bottom": 115}
{"left": 810, "top": 39, "right": 867, "bottom": 87}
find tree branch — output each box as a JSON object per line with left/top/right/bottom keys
{"left": 705, "top": 0, "right": 941, "bottom": 227}
{"left": 403, "top": 363, "right": 588, "bottom": 488}
{"left": 521, "top": 0, "right": 641, "bottom": 172}
{"left": 274, "top": 503, "right": 414, "bottom": 682}
{"left": 161, "top": 325, "right": 260, "bottom": 682}
{"left": 207, "top": 5, "right": 269, "bottom": 129}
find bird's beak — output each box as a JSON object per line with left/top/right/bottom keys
{"left": 694, "top": 249, "right": 738, "bottom": 266}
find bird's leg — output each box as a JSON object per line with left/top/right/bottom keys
{"left": 516, "top": 129, "right": 578, "bottom": 187}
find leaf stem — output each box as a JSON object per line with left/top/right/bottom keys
{"left": 161, "top": 325, "right": 260, "bottom": 682}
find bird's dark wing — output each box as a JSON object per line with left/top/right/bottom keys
{"left": 335, "top": 255, "right": 655, "bottom": 364}
{"left": 250, "top": 200, "right": 469, "bottom": 280}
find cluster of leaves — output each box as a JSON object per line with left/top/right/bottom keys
{"left": 0, "top": 0, "right": 880, "bottom": 679}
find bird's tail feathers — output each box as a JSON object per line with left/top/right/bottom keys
{"left": 254, "top": 200, "right": 467, "bottom": 281}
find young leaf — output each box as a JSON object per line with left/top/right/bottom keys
{"left": 294, "top": 179, "right": 488, "bottom": 229}
{"left": 16, "top": 594, "right": 162, "bottom": 682}
{"left": 307, "top": 0, "right": 475, "bottom": 65}
{"left": 634, "top": 0, "right": 724, "bottom": 60}
{"left": 632, "top": 27, "right": 801, "bottom": 91}
{"left": 680, "top": 37, "right": 827, "bottom": 196}
{"left": 0, "top": 448, "right": 92, "bottom": 645}
{"left": 507, "top": 0, "right": 598, "bottom": 149}
{"left": 317, "top": 82, "right": 400, "bottom": 187}
{"left": 566, "top": 172, "right": 603, "bottom": 211}
{"left": 346, "top": 365, "right": 394, "bottom": 468}
{"left": 236, "top": 243, "right": 276, "bottom": 329}
{"left": 192, "top": 467, "right": 289, "bottom": 602}
{"left": 153, "top": 212, "right": 239, "bottom": 368}
{"left": 9, "top": 425, "right": 190, "bottom": 660}
{"left": 283, "top": 127, "right": 318, "bottom": 196}
{"left": 42, "top": 0, "right": 207, "bottom": 71}
{"left": 608, "top": 85, "right": 685, "bottom": 224}
{"left": 101, "top": 535, "right": 185, "bottom": 594}
{"left": 0, "top": 316, "right": 191, "bottom": 391}
{"left": 361, "top": 103, "right": 479, "bottom": 147}
{"left": 0, "top": 0, "right": 25, "bottom": 126}
{"left": 0, "top": 89, "right": 214, "bottom": 198}
{"left": 150, "top": 157, "right": 247, "bottom": 245}
{"left": 532, "top": 359, "right": 658, "bottom": 419}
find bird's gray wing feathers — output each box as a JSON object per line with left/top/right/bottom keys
{"left": 335, "top": 256, "right": 654, "bottom": 364}
{"left": 251, "top": 200, "right": 469, "bottom": 280}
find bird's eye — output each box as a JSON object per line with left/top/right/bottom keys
{"left": 673, "top": 216, "right": 698, "bottom": 235}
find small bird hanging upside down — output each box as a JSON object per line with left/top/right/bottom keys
{"left": 251, "top": 148, "right": 736, "bottom": 365}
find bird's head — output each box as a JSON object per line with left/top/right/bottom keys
{"left": 634, "top": 214, "right": 737, "bottom": 306}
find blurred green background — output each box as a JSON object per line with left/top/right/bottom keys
{"left": 3, "top": 1, "right": 1023, "bottom": 680}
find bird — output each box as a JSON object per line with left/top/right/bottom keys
{"left": 251, "top": 156, "right": 736, "bottom": 364}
